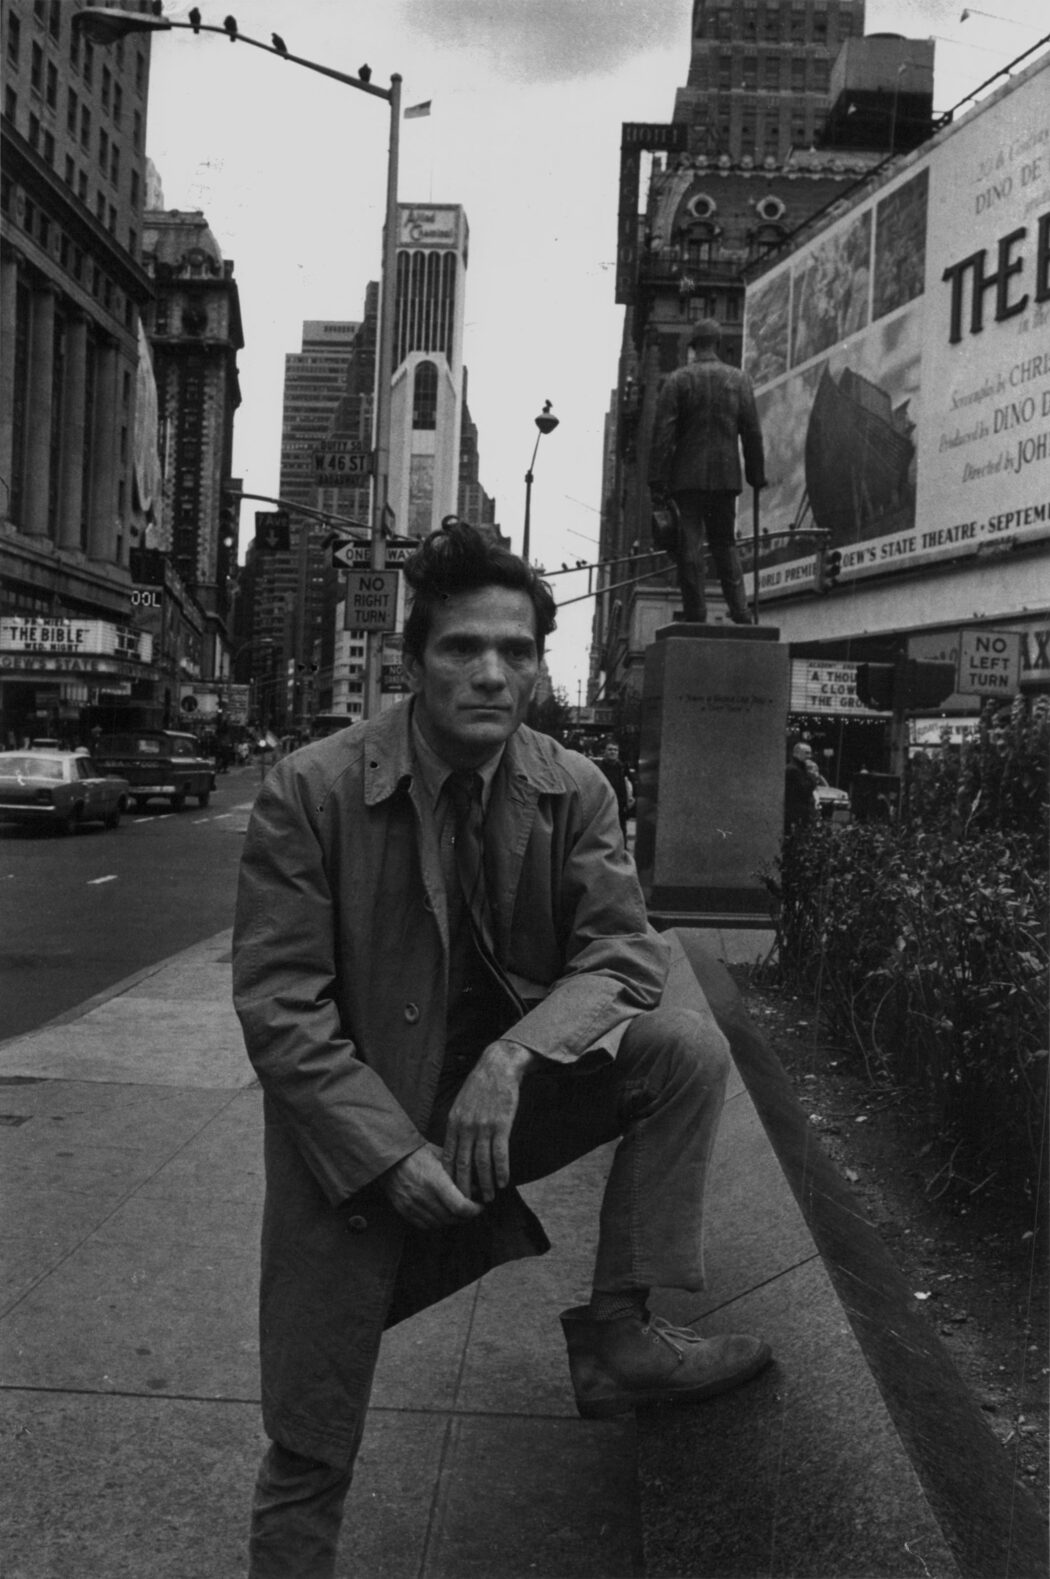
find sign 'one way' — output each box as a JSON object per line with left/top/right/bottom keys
{"left": 330, "top": 540, "right": 417, "bottom": 569}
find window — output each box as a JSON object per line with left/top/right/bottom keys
{"left": 101, "top": 66, "right": 110, "bottom": 112}
{"left": 99, "top": 128, "right": 108, "bottom": 168}
{"left": 764, "top": 57, "right": 780, "bottom": 89}
{"left": 45, "top": 60, "right": 57, "bottom": 107}
{"left": 96, "top": 193, "right": 105, "bottom": 221}
{"left": 112, "top": 83, "right": 122, "bottom": 125}
{"left": 80, "top": 104, "right": 90, "bottom": 147}
{"left": 43, "top": 129, "right": 54, "bottom": 165}
{"left": 791, "top": 59, "right": 806, "bottom": 91}
{"left": 412, "top": 360, "right": 438, "bottom": 429}
{"left": 135, "top": 49, "right": 146, "bottom": 94}
{"left": 133, "top": 109, "right": 142, "bottom": 147}
{"left": 108, "top": 204, "right": 116, "bottom": 234}
{"left": 78, "top": 169, "right": 87, "bottom": 201}
{"left": 28, "top": 112, "right": 40, "bottom": 149}
{"left": 7, "top": 13, "right": 20, "bottom": 67}
{"left": 130, "top": 169, "right": 139, "bottom": 208}
{"left": 82, "top": 39, "right": 93, "bottom": 86}
{"left": 66, "top": 86, "right": 77, "bottom": 133}
{"left": 128, "top": 227, "right": 137, "bottom": 259}
{"left": 64, "top": 153, "right": 74, "bottom": 184}
{"left": 4, "top": 87, "right": 16, "bottom": 122}
{"left": 30, "top": 41, "right": 43, "bottom": 92}
{"left": 48, "top": 1, "right": 61, "bottom": 40}
{"left": 110, "top": 146, "right": 119, "bottom": 184}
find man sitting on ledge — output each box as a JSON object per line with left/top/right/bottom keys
{"left": 233, "top": 520, "right": 772, "bottom": 1578}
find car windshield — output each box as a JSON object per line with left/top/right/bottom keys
{"left": 0, "top": 755, "right": 66, "bottom": 780}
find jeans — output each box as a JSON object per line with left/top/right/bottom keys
{"left": 247, "top": 1004, "right": 729, "bottom": 1577}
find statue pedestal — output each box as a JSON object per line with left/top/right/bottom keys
{"left": 635, "top": 623, "right": 789, "bottom": 929}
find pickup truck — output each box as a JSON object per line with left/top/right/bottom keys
{"left": 93, "top": 730, "right": 216, "bottom": 812}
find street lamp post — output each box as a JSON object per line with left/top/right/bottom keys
{"left": 73, "top": 8, "right": 404, "bottom": 721}
{"left": 522, "top": 401, "right": 559, "bottom": 563}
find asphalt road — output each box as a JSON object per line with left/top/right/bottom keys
{"left": 0, "top": 762, "right": 263, "bottom": 1042}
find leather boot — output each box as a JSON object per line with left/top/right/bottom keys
{"left": 711, "top": 546, "right": 755, "bottom": 624}
{"left": 559, "top": 1305, "right": 772, "bottom": 1419}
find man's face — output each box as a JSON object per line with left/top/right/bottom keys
{"left": 604, "top": 744, "right": 619, "bottom": 761}
{"left": 405, "top": 585, "right": 540, "bottom": 767}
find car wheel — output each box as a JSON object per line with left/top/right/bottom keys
{"left": 134, "top": 797, "right": 148, "bottom": 813}
{"left": 105, "top": 798, "right": 125, "bottom": 830}
{"left": 171, "top": 791, "right": 185, "bottom": 811}
{"left": 60, "top": 804, "right": 82, "bottom": 836}
{"left": 197, "top": 790, "right": 210, "bottom": 808}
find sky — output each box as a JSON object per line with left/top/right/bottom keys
{"left": 140, "top": 0, "right": 1048, "bottom": 704}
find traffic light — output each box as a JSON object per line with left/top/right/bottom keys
{"left": 855, "top": 659, "right": 957, "bottom": 712}
{"left": 855, "top": 662, "right": 895, "bottom": 711}
{"left": 902, "top": 660, "right": 956, "bottom": 709}
{"left": 815, "top": 545, "right": 843, "bottom": 593}
{"left": 219, "top": 484, "right": 240, "bottom": 549}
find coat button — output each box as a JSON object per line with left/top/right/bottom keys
{"left": 345, "top": 1214, "right": 368, "bottom": 1234}
{"left": 403, "top": 1002, "right": 420, "bottom": 1024}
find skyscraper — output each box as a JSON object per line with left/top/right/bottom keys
{"left": 675, "top": 0, "right": 865, "bottom": 162}
{"left": 388, "top": 203, "right": 469, "bottom": 538}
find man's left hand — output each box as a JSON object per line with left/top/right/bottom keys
{"left": 442, "top": 1039, "right": 538, "bottom": 1204}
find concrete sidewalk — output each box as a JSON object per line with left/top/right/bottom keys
{"left": 0, "top": 922, "right": 765, "bottom": 1579}
{"left": 6, "top": 920, "right": 1040, "bottom": 1579}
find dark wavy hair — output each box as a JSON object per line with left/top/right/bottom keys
{"left": 402, "top": 520, "right": 557, "bottom": 663}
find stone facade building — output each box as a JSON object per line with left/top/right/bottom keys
{"left": 140, "top": 207, "right": 243, "bottom": 701}
{"left": 0, "top": 0, "right": 160, "bottom": 742}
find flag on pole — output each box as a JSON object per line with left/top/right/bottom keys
{"left": 404, "top": 100, "right": 432, "bottom": 119}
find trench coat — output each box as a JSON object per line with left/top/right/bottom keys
{"left": 232, "top": 701, "right": 669, "bottom": 1466}
{"left": 648, "top": 351, "right": 766, "bottom": 494}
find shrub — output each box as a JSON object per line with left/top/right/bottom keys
{"left": 766, "top": 696, "right": 1049, "bottom": 1203}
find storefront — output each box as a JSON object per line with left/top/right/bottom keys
{"left": 0, "top": 616, "right": 164, "bottom": 746}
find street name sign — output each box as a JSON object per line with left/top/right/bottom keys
{"left": 345, "top": 571, "right": 399, "bottom": 632}
{"left": 314, "top": 440, "right": 374, "bottom": 486}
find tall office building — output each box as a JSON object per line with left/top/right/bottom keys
{"left": 140, "top": 207, "right": 243, "bottom": 683}
{"left": 0, "top": 0, "right": 159, "bottom": 742}
{"left": 389, "top": 203, "right": 469, "bottom": 538}
{"left": 250, "top": 320, "right": 360, "bottom": 729}
{"left": 675, "top": 0, "right": 865, "bottom": 161}
{"left": 457, "top": 372, "right": 497, "bottom": 533}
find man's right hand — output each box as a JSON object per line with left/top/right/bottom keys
{"left": 379, "top": 1143, "right": 482, "bottom": 1230}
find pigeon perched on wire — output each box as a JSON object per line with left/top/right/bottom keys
{"left": 188, "top": 6, "right": 201, "bottom": 30}
{"left": 358, "top": 63, "right": 372, "bottom": 82}
{"left": 271, "top": 32, "right": 288, "bottom": 55}
{"left": 223, "top": 15, "right": 238, "bottom": 41}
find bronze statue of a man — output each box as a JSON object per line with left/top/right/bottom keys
{"left": 648, "top": 319, "right": 766, "bottom": 625}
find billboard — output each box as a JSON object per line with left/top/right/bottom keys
{"left": 742, "top": 58, "right": 1050, "bottom": 598}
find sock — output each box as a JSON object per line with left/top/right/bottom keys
{"left": 588, "top": 1288, "right": 649, "bottom": 1323}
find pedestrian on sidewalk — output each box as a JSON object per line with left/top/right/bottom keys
{"left": 647, "top": 317, "right": 765, "bottom": 625}
{"left": 595, "top": 739, "right": 634, "bottom": 838}
{"left": 233, "top": 520, "right": 771, "bottom": 1579}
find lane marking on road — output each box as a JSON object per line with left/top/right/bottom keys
{"left": 88, "top": 875, "right": 118, "bottom": 885}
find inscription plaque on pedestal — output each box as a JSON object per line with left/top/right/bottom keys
{"left": 635, "top": 624, "right": 789, "bottom": 928}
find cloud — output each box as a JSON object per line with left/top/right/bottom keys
{"left": 397, "top": 0, "right": 690, "bottom": 83}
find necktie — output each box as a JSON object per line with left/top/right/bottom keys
{"left": 446, "top": 770, "right": 497, "bottom": 956}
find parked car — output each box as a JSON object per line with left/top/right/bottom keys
{"left": 92, "top": 730, "right": 216, "bottom": 811}
{"left": 813, "top": 782, "right": 851, "bottom": 825}
{"left": 0, "top": 750, "right": 130, "bottom": 834}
